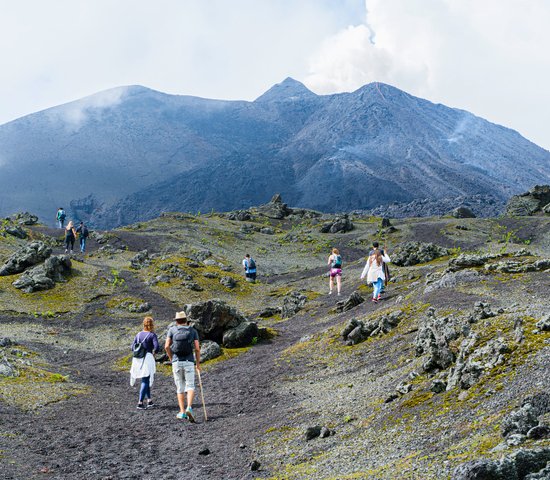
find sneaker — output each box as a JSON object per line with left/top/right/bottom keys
{"left": 377, "top": 294, "right": 381, "bottom": 301}
{"left": 185, "top": 407, "right": 195, "bottom": 423}
{"left": 136, "top": 403, "right": 146, "bottom": 410}
{"left": 337, "top": 292, "right": 341, "bottom": 296}
{"left": 176, "top": 412, "right": 188, "bottom": 420}
{"left": 329, "top": 290, "right": 333, "bottom": 295}
{"left": 146, "top": 401, "right": 155, "bottom": 409}
{"left": 371, "top": 298, "right": 378, "bottom": 303}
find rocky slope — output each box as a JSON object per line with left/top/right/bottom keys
{"left": 1, "top": 79, "right": 549, "bottom": 228}
{"left": 0, "top": 199, "right": 549, "bottom": 479}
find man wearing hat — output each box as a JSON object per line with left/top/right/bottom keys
{"left": 165, "top": 311, "right": 201, "bottom": 421}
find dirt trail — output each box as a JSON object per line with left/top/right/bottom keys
{"left": 1, "top": 282, "right": 349, "bottom": 480}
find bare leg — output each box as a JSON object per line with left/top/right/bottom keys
{"left": 177, "top": 393, "right": 186, "bottom": 413}
{"left": 186, "top": 389, "right": 195, "bottom": 408}
{"left": 329, "top": 276, "right": 333, "bottom": 293}
{"left": 336, "top": 275, "right": 341, "bottom": 295}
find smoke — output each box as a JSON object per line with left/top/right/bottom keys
{"left": 46, "top": 86, "right": 129, "bottom": 130}
{"left": 303, "top": 0, "right": 550, "bottom": 149}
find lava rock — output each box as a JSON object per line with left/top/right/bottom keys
{"left": 281, "top": 291, "right": 307, "bottom": 318}
{"left": 185, "top": 299, "right": 248, "bottom": 343}
{"left": 220, "top": 276, "right": 237, "bottom": 289}
{"left": 451, "top": 206, "right": 476, "bottom": 218}
{"left": 391, "top": 242, "right": 449, "bottom": 267}
{"left": 199, "top": 340, "right": 222, "bottom": 362}
{"left": 0, "top": 241, "right": 52, "bottom": 276}
{"left": 305, "top": 426, "right": 322, "bottom": 441}
{"left": 222, "top": 321, "right": 259, "bottom": 348}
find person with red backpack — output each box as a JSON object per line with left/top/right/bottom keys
{"left": 165, "top": 311, "right": 201, "bottom": 421}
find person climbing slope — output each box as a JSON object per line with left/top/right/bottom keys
{"left": 242, "top": 253, "right": 257, "bottom": 283}
{"left": 64, "top": 221, "right": 77, "bottom": 254}
{"left": 130, "top": 317, "right": 159, "bottom": 410}
{"left": 360, "top": 248, "right": 391, "bottom": 303}
{"left": 327, "top": 248, "right": 343, "bottom": 295}
{"left": 56, "top": 207, "right": 66, "bottom": 229}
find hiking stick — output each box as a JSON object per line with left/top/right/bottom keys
{"left": 197, "top": 369, "right": 208, "bottom": 422}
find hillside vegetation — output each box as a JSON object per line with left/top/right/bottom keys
{"left": 1, "top": 200, "right": 549, "bottom": 479}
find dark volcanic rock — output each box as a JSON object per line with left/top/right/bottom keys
{"left": 0, "top": 241, "right": 52, "bottom": 276}
{"left": 506, "top": 185, "right": 550, "bottom": 216}
{"left": 281, "top": 291, "right": 307, "bottom": 318}
{"left": 200, "top": 340, "right": 222, "bottom": 362}
{"left": 12, "top": 255, "right": 72, "bottom": 293}
{"left": 222, "top": 321, "right": 259, "bottom": 348}
{"left": 336, "top": 291, "right": 365, "bottom": 312}
{"left": 392, "top": 242, "right": 449, "bottom": 266}
{"left": 11, "top": 212, "right": 39, "bottom": 225}
{"left": 185, "top": 299, "right": 247, "bottom": 343}
{"left": 451, "top": 206, "right": 476, "bottom": 218}
{"left": 320, "top": 214, "right": 354, "bottom": 233}
{"left": 256, "top": 194, "right": 292, "bottom": 219}
{"left": 4, "top": 225, "right": 27, "bottom": 239}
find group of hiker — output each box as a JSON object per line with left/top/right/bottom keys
{"left": 130, "top": 312, "right": 201, "bottom": 421}
{"left": 56, "top": 207, "right": 89, "bottom": 253}
{"left": 328, "top": 241, "right": 391, "bottom": 303}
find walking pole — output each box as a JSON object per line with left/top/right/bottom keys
{"left": 197, "top": 369, "right": 208, "bottom": 422}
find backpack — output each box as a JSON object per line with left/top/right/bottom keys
{"left": 81, "top": 226, "right": 89, "bottom": 238}
{"left": 58, "top": 210, "right": 66, "bottom": 221}
{"left": 247, "top": 258, "right": 256, "bottom": 270}
{"left": 132, "top": 333, "right": 150, "bottom": 358}
{"left": 332, "top": 255, "right": 342, "bottom": 268}
{"left": 171, "top": 327, "right": 194, "bottom": 357}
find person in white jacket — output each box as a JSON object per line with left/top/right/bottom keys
{"left": 361, "top": 249, "right": 391, "bottom": 303}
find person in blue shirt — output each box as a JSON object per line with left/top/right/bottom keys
{"left": 242, "top": 253, "right": 257, "bottom": 283}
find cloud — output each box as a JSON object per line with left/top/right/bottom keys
{"left": 304, "top": 0, "right": 550, "bottom": 149}
{"left": 46, "top": 87, "right": 129, "bottom": 130}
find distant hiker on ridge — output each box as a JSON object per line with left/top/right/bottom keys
{"left": 361, "top": 248, "right": 391, "bottom": 303}
{"left": 76, "top": 221, "right": 89, "bottom": 253}
{"left": 165, "top": 311, "right": 201, "bottom": 422}
{"left": 242, "top": 253, "right": 257, "bottom": 283}
{"left": 64, "top": 221, "right": 77, "bottom": 254}
{"left": 56, "top": 207, "right": 66, "bottom": 229}
{"left": 130, "top": 317, "right": 159, "bottom": 410}
{"left": 327, "top": 248, "right": 343, "bottom": 296}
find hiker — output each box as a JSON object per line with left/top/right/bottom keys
{"left": 64, "top": 221, "right": 77, "bottom": 254}
{"left": 165, "top": 311, "right": 201, "bottom": 421}
{"left": 327, "top": 248, "right": 343, "bottom": 295}
{"left": 75, "top": 221, "right": 89, "bottom": 253}
{"left": 242, "top": 253, "right": 257, "bottom": 283}
{"left": 56, "top": 208, "right": 66, "bottom": 229}
{"left": 130, "top": 317, "right": 160, "bottom": 410}
{"left": 360, "top": 248, "right": 391, "bottom": 303}
{"left": 369, "top": 242, "right": 391, "bottom": 294}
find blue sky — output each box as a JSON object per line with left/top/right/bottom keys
{"left": 1, "top": 0, "right": 549, "bottom": 150}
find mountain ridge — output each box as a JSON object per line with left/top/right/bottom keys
{"left": 0, "top": 78, "right": 548, "bottom": 227}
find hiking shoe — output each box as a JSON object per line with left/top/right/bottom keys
{"left": 185, "top": 407, "right": 195, "bottom": 423}
{"left": 136, "top": 403, "right": 146, "bottom": 410}
{"left": 176, "top": 412, "right": 188, "bottom": 420}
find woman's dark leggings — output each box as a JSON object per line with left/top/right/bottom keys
{"left": 139, "top": 376, "right": 151, "bottom": 402}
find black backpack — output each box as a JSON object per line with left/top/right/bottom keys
{"left": 171, "top": 327, "right": 194, "bottom": 357}
{"left": 248, "top": 258, "right": 256, "bottom": 270}
{"left": 81, "top": 226, "right": 89, "bottom": 238}
{"left": 132, "top": 333, "right": 150, "bottom": 358}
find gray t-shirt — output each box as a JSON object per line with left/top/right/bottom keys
{"left": 167, "top": 325, "right": 199, "bottom": 363}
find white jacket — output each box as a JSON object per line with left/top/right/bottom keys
{"left": 130, "top": 352, "right": 157, "bottom": 386}
{"left": 361, "top": 253, "right": 391, "bottom": 283}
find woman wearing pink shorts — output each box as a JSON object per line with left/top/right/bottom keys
{"left": 327, "top": 248, "right": 343, "bottom": 295}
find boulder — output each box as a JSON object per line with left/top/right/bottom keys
{"left": 415, "top": 308, "right": 462, "bottom": 372}
{"left": 130, "top": 250, "right": 150, "bottom": 269}
{"left": 281, "top": 291, "right": 307, "bottom": 318}
{"left": 185, "top": 299, "right": 247, "bottom": 343}
{"left": 258, "top": 307, "right": 282, "bottom": 318}
{"left": 451, "top": 206, "right": 476, "bottom": 218}
{"left": 320, "top": 214, "right": 354, "bottom": 233}
{"left": 12, "top": 255, "right": 72, "bottom": 293}
{"left": 11, "top": 212, "right": 39, "bottom": 225}
{"left": 222, "top": 321, "right": 259, "bottom": 348}
{"left": 336, "top": 291, "right": 365, "bottom": 312}
{"left": 227, "top": 210, "right": 252, "bottom": 221}
{"left": 425, "top": 269, "right": 482, "bottom": 294}
{"left": 256, "top": 194, "right": 292, "bottom": 219}
{"left": 0, "top": 241, "right": 52, "bottom": 276}
{"left": 392, "top": 242, "right": 449, "bottom": 267}
{"left": 220, "top": 276, "right": 237, "bottom": 289}
{"left": 200, "top": 340, "right": 222, "bottom": 362}
{"left": 4, "top": 225, "right": 27, "bottom": 239}
{"left": 0, "top": 358, "right": 17, "bottom": 377}
{"left": 305, "top": 426, "right": 322, "bottom": 441}
{"left": 342, "top": 311, "right": 403, "bottom": 345}
{"left": 506, "top": 185, "right": 550, "bottom": 216}
{"left": 502, "top": 393, "right": 550, "bottom": 438}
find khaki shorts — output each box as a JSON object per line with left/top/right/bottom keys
{"left": 172, "top": 360, "right": 195, "bottom": 394}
